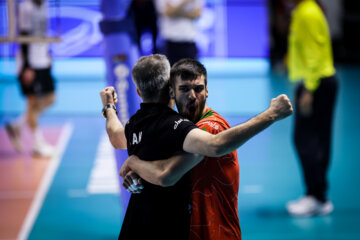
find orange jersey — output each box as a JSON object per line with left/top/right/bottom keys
{"left": 190, "top": 108, "right": 241, "bottom": 240}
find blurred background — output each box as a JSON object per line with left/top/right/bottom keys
{"left": 0, "top": 0, "right": 359, "bottom": 239}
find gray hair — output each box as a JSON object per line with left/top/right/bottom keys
{"left": 132, "top": 54, "right": 171, "bottom": 102}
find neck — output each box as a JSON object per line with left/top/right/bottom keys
{"left": 202, "top": 103, "right": 209, "bottom": 116}
{"left": 142, "top": 97, "right": 170, "bottom": 106}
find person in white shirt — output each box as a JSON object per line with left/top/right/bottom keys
{"left": 6, "top": 0, "right": 55, "bottom": 157}
{"left": 155, "top": 0, "right": 203, "bottom": 65}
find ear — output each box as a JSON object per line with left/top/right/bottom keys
{"left": 169, "top": 86, "right": 175, "bottom": 99}
{"left": 136, "top": 88, "right": 142, "bottom": 98}
{"left": 205, "top": 85, "right": 209, "bottom": 98}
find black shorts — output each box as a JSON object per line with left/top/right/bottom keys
{"left": 19, "top": 67, "right": 55, "bottom": 96}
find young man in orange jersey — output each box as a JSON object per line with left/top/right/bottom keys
{"left": 170, "top": 58, "right": 241, "bottom": 239}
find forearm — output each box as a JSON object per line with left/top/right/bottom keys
{"left": 212, "top": 109, "right": 276, "bottom": 156}
{"left": 184, "top": 94, "right": 292, "bottom": 157}
{"left": 160, "top": 153, "right": 203, "bottom": 186}
{"left": 106, "top": 109, "right": 126, "bottom": 149}
{"left": 184, "top": 109, "right": 277, "bottom": 157}
{"left": 128, "top": 157, "right": 168, "bottom": 186}
{"left": 128, "top": 153, "right": 203, "bottom": 187}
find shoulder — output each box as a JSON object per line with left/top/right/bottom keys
{"left": 297, "top": 1, "right": 322, "bottom": 20}
{"left": 197, "top": 109, "right": 230, "bottom": 134}
{"left": 150, "top": 107, "right": 197, "bottom": 131}
{"left": 160, "top": 110, "right": 197, "bottom": 145}
{"left": 197, "top": 120, "right": 223, "bottom": 134}
{"left": 167, "top": 113, "right": 194, "bottom": 130}
{"left": 125, "top": 108, "right": 143, "bottom": 132}
{"left": 126, "top": 108, "right": 141, "bottom": 124}
{"left": 162, "top": 107, "right": 183, "bottom": 120}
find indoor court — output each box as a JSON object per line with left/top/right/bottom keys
{"left": 1, "top": 0, "right": 359, "bottom": 239}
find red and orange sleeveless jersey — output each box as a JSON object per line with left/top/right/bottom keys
{"left": 190, "top": 108, "right": 241, "bottom": 240}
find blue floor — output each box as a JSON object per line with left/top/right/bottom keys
{"left": 1, "top": 58, "right": 360, "bottom": 239}
{"left": 28, "top": 116, "right": 123, "bottom": 240}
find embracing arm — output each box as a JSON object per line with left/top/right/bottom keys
{"left": 100, "top": 87, "right": 127, "bottom": 149}
{"left": 121, "top": 152, "right": 203, "bottom": 187}
{"left": 183, "top": 94, "right": 293, "bottom": 157}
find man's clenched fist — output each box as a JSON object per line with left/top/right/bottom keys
{"left": 100, "top": 86, "right": 118, "bottom": 107}
{"left": 269, "top": 94, "right": 293, "bottom": 121}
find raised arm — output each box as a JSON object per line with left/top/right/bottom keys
{"left": 183, "top": 94, "right": 293, "bottom": 157}
{"left": 120, "top": 152, "right": 203, "bottom": 187}
{"left": 99, "top": 87, "right": 127, "bottom": 149}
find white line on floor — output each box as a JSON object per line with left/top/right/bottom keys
{"left": 17, "top": 122, "right": 74, "bottom": 240}
{"left": 86, "top": 132, "right": 120, "bottom": 195}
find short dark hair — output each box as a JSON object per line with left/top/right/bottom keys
{"left": 132, "top": 54, "right": 171, "bottom": 101}
{"left": 170, "top": 59, "right": 207, "bottom": 88}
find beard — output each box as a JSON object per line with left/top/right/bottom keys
{"left": 176, "top": 98, "right": 206, "bottom": 123}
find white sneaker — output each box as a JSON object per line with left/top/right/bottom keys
{"left": 5, "top": 123, "right": 23, "bottom": 152}
{"left": 318, "top": 201, "right": 334, "bottom": 216}
{"left": 286, "top": 196, "right": 334, "bottom": 217}
{"left": 33, "top": 141, "right": 55, "bottom": 157}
